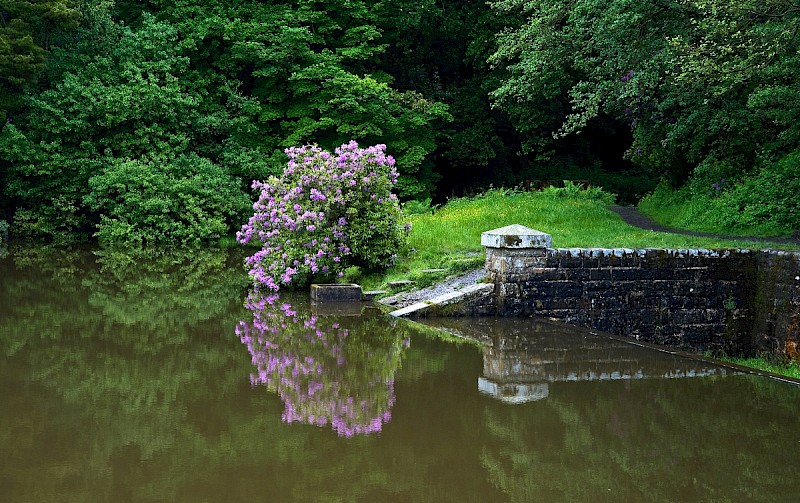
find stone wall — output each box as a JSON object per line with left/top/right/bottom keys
{"left": 481, "top": 226, "right": 800, "bottom": 360}
{"left": 751, "top": 252, "right": 800, "bottom": 360}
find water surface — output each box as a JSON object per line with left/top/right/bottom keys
{"left": 1, "top": 246, "right": 799, "bottom": 502}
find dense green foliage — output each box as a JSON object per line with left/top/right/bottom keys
{"left": 86, "top": 155, "right": 249, "bottom": 245}
{"left": 641, "top": 150, "right": 800, "bottom": 237}
{"left": 490, "top": 0, "right": 800, "bottom": 180}
{"left": 1, "top": 0, "right": 798, "bottom": 242}
{"left": 0, "top": 0, "right": 449, "bottom": 242}
{"left": 0, "top": 0, "right": 80, "bottom": 121}
{"left": 490, "top": 0, "right": 800, "bottom": 225}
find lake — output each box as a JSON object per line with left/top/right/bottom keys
{"left": 1, "top": 246, "right": 799, "bottom": 502}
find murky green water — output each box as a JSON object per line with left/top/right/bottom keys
{"left": 1, "top": 246, "right": 799, "bottom": 502}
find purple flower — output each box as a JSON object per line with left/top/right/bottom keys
{"left": 240, "top": 141, "right": 405, "bottom": 291}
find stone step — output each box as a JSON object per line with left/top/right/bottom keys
{"left": 362, "top": 290, "right": 388, "bottom": 301}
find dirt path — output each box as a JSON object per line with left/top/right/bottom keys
{"left": 609, "top": 206, "right": 800, "bottom": 246}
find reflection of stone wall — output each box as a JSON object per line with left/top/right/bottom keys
{"left": 481, "top": 331, "right": 731, "bottom": 384}
{"left": 482, "top": 229, "right": 800, "bottom": 360}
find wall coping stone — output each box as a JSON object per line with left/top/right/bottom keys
{"left": 481, "top": 224, "right": 552, "bottom": 249}
{"left": 547, "top": 247, "right": 763, "bottom": 258}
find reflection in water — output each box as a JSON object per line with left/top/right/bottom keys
{"left": 237, "top": 292, "right": 406, "bottom": 437}
{"left": 2, "top": 246, "right": 800, "bottom": 502}
{"left": 423, "top": 317, "right": 739, "bottom": 404}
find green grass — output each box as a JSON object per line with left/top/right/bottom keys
{"left": 719, "top": 357, "right": 800, "bottom": 380}
{"left": 639, "top": 180, "right": 796, "bottom": 238}
{"left": 357, "top": 187, "right": 800, "bottom": 291}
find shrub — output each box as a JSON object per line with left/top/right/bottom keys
{"left": 641, "top": 151, "right": 800, "bottom": 236}
{"left": 85, "top": 154, "right": 249, "bottom": 245}
{"left": 238, "top": 142, "right": 408, "bottom": 291}
{"left": 715, "top": 152, "right": 800, "bottom": 231}
{"left": 540, "top": 180, "right": 616, "bottom": 204}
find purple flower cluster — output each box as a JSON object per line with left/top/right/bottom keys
{"left": 238, "top": 141, "right": 405, "bottom": 291}
{"left": 709, "top": 178, "right": 727, "bottom": 196}
{"left": 236, "top": 291, "right": 399, "bottom": 437}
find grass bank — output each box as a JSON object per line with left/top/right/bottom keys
{"left": 720, "top": 357, "right": 800, "bottom": 380}
{"left": 639, "top": 167, "right": 800, "bottom": 239}
{"left": 359, "top": 187, "right": 799, "bottom": 291}
{"left": 638, "top": 184, "right": 788, "bottom": 238}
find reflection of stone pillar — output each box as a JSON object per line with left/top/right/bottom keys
{"left": 478, "top": 378, "right": 549, "bottom": 403}
{"left": 310, "top": 301, "right": 365, "bottom": 317}
{"left": 482, "top": 225, "right": 552, "bottom": 315}
{"left": 483, "top": 347, "right": 548, "bottom": 382}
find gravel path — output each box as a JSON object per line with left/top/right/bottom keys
{"left": 610, "top": 206, "right": 800, "bottom": 246}
{"left": 379, "top": 268, "right": 486, "bottom": 309}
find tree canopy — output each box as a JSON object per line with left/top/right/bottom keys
{"left": 1, "top": 0, "right": 798, "bottom": 242}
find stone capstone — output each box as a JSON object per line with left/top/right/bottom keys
{"left": 481, "top": 224, "right": 552, "bottom": 249}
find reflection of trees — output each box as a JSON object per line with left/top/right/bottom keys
{"left": 4, "top": 249, "right": 798, "bottom": 502}
{"left": 0, "top": 246, "right": 252, "bottom": 500}
{"left": 237, "top": 291, "right": 406, "bottom": 436}
{"left": 85, "top": 247, "right": 249, "bottom": 332}
{"left": 480, "top": 377, "right": 800, "bottom": 502}
{"left": 1, "top": 247, "right": 499, "bottom": 501}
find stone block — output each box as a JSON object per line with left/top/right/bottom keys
{"left": 390, "top": 283, "right": 495, "bottom": 318}
{"left": 362, "top": 290, "right": 388, "bottom": 301}
{"left": 610, "top": 267, "right": 645, "bottom": 281}
{"left": 562, "top": 268, "right": 591, "bottom": 281}
{"left": 559, "top": 255, "right": 583, "bottom": 268}
{"left": 584, "top": 280, "right": 613, "bottom": 293}
{"left": 588, "top": 268, "right": 612, "bottom": 281}
{"left": 683, "top": 325, "right": 714, "bottom": 346}
{"left": 481, "top": 224, "right": 552, "bottom": 249}
{"left": 550, "top": 281, "right": 584, "bottom": 298}
{"left": 310, "top": 283, "right": 362, "bottom": 302}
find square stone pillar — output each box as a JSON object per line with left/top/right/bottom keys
{"left": 482, "top": 225, "right": 552, "bottom": 314}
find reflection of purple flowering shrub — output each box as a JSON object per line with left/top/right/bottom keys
{"left": 236, "top": 292, "right": 406, "bottom": 436}
{"left": 237, "top": 142, "right": 407, "bottom": 292}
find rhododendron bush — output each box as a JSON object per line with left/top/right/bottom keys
{"left": 238, "top": 141, "right": 408, "bottom": 291}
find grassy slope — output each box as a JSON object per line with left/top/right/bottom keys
{"left": 367, "top": 189, "right": 798, "bottom": 291}
{"left": 720, "top": 357, "right": 800, "bottom": 380}
{"left": 638, "top": 182, "right": 796, "bottom": 238}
